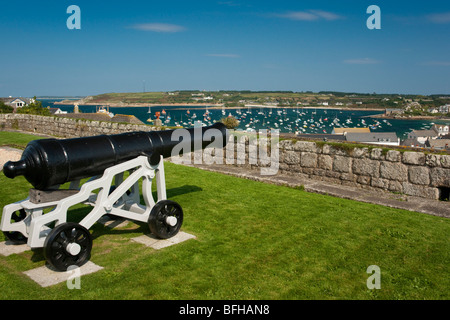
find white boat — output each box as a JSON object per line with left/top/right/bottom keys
{"left": 96, "top": 105, "right": 114, "bottom": 118}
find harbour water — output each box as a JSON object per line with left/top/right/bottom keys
{"left": 43, "top": 100, "right": 449, "bottom": 140}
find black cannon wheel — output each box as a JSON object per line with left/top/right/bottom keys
{"left": 44, "top": 222, "right": 92, "bottom": 272}
{"left": 148, "top": 200, "right": 183, "bottom": 239}
{"left": 3, "top": 209, "right": 27, "bottom": 243}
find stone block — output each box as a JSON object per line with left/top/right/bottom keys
{"left": 386, "top": 150, "right": 401, "bottom": 162}
{"left": 426, "top": 154, "right": 441, "bottom": 167}
{"left": 370, "top": 148, "right": 384, "bottom": 160}
{"left": 352, "top": 158, "right": 379, "bottom": 177}
{"left": 327, "top": 145, "right": 348, "bottom": 156}
{"left": 300, "top": 152, "right": 317, "bottom": 168}
{"left": 279, "top": 162, "right": 290, "bottom": 171}
{"left": 321, "top": 144, "right": 331, "bottom": 155}
{"left": 352, "top": 147, "right": 369, "bottom": 158}
{"left": 403, "top": 152, "right": 425, "bottom": 165}
{"left": 408, "top": 166, "right": 430, "bottom": 185}
{"left": 356, "top": 175, "right": 371, "bottom": 185}
{"left": 402, "top": 183, "right": 439, "bottom": 199}
{"left": 279, "top": 140, "right": 293, "bottom": 150}
{"left": 429, "top": 167, "right": 450, "bottom": 187}
{"left": 318, "top": 155, "right": 333, "bottom": 170}
{"left": 283, "top": 151, "right": 300, "bottom": 165}
{"left": 380, "top": 161, "right": 408, "bottom": 181}
{"left": 293, "top": 141, "right": 317, "bottom": 152}
{"left": 333, "top": 155, "right": 352, "bottom": 173}
{"left": 388, "top": 181, "right": 403, "bottom": 192}
{"left": 441, "top": 155, "right": 450, "bottom": 168}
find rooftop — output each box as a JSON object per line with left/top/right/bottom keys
{"left": 410, "top": 129, "right": 438, "bottom": 137}
{"left": 295, "top": 133, "right": 346, "bottom": 141}
{"left": 0, "top": 97, "right": 33, "bottom": 104}
{"left": 345, "top": 132, "right": 398, "bottom": 143}
{"left": 332, "top": 127, "right": 371, "bottom": 134}
{"left": 426, "top": 139, "right": 450, "bottom": 149}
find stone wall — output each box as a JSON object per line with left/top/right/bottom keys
{"left": 229, "top": 139, "right": 450, "bottom": 200}
{"left": 0, "top": 113, "right": 159, "bottom": 138}
{"left": 1, "top": 113, "right": 449, "bottom": 200}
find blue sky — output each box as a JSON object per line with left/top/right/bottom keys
{"left": 1, "top": 0, "right": 449, "bottom": 97}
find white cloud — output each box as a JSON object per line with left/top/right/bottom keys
{"left": 343, "top": 58, "right": 380, "bottom": 65}
{"left": 427, "top": 12, "right": 450, "bottom": 24}
{"left": 422, "top": 61, "right": 450, "bottom": 66}
{"left": 309, "top": 10, "right": 343, "bottom": 21}
{"left": 129, "top": 23, "right": 186, "bottom": 33}
{"left": 276, "top": 10, "right": 343, "bottom": 21}
{"left": 205, "top": 53, "right": 240, "bottom": 58}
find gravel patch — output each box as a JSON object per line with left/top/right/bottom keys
{"left": 0, "top": 147, "right": 22, "bottom": 171}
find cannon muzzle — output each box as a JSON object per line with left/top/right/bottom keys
{"left": 4, "top": 122, "right": 227, "bottom": 190}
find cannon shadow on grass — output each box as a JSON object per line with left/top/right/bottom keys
{"left": 29, "top": 184, "right": 202, "bottom": 265}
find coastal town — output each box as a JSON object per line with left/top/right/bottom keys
{"left": 1, "top": 92, "right": 449, "bottom": 151}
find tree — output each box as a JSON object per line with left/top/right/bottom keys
{"left": 0, "top": 101, "right": 14, "bottom": 114}
{"left": 220, "top": 116, "right": 240, "bottom": 129}
{"left": 16, "top": 96, "right": 51, "bottom": 116}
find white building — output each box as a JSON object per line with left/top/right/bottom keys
{"left": 345, "top": 132, "right": 400, "bottom": 146}
{"left": 0, "top": 97, "right": 33, "bottom": 108}
{"left": 439, "top": 104, "right": 449, "bottom": 114}
{"left": 408, "top": 129, "right": 439, "bottom": 144}
{"left": 433, "top": 124, "right": 449, "bottom": 136}
{"left": 48, "top": 108, "right": 67, "bottom": 115}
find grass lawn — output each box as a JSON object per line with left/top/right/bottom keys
{"left": 0, "top": 131, "right": 45, "bottom": 149}
{"left": 0, "top": 131, "right": 449, "bottom": 300}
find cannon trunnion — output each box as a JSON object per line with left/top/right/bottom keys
{"left": 1, "top": 123, "right": 227, "bottom": 271}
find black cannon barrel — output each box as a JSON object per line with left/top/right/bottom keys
{"left": 3, "top": 122, "right": 228, "bottom": 190}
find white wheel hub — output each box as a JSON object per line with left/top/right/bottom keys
{"left": 66, "top": 243, "right": 81, "bottom": 256}
{"left": 165, "top": 216, "right": 177, "bottom": 227}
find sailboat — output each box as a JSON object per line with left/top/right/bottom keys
{"left": 147, "top": 106, "right": 153, "bottom": 123}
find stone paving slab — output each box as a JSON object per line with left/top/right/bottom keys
{"left": 131, "top": 231, "right": 196, "bottom": 250}
{"left": 23, "top": 261, "right": 104, "bottom": 287}
{"left": 0, "top": 146, "right": 22, "bottom": 171}
{"left": 0, "top": 241, "right": 30, "bottom": 256}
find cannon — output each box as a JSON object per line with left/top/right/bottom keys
{"left": 1, "top": 122, "right": 227, "bottom": 271}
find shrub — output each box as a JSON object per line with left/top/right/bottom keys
{"left": 0, "top": 102, "right": 13, "bottom": 114}
{"left": 220, "top": 116, "right": 240, "bottom": 129}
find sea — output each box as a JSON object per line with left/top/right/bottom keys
{"left": 42, "top": 99, "right": 449, "bottom": 140}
